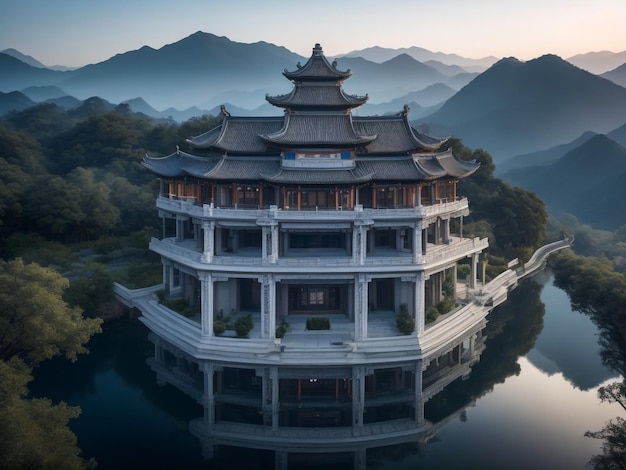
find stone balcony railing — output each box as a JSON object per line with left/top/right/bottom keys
{"left": 156, "top": 196, "right": 470, "bottom": 223}
{"left": 149, "top": 236, "right": 488, "bottom": 272}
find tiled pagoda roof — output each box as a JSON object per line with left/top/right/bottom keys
{"left": 265, "top": 85, "right": 367, "bottom": 110}
{"left": 260, "top": 114, "right": 376, "bottom": 148}
{"left": 186, "top": 113, "right": 446, "bottom": 155}
{"left": 143, "top": 150, "right": 479, "bottom": 184}
{"left": 354, "top": 114, "right": 446, "bottom": 153}
{"left": 283, "top": 43, "right": 351, "bottom": 81}
{"left": 187, "top": 117, "right": 283, "bottom": 154}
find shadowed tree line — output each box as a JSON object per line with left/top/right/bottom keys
{"left": 548, "top": 217, "right": 626, "bottom": 469}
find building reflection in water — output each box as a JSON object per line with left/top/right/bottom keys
{"left": 146, "top": 323, "right": 485, "bottom": 470}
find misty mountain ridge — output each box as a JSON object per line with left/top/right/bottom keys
{"left": 601, "top": 63, "right": 626, "bottom": 88}
{"left": 338, "top": 45, "right": 497, "bottom": 72}
{"left": 0, "top": 32, "right": 482, "bottom": 111}
{"left": 2, "top": 32, "right": 626, "bottom": 160}
{"left": 567, "top": 50, "right": 626, "bottom": 74}
{"left": 1, "top": 48, "right": 75, "bottom": 71}
{"left": 503, "top": 134, "right": 626, "bottom": 230}
{"left": 419, "top": 54, "right": 626, "bottom": 161}
{"left": 496, "top": 131, "right": 599, "bottom": 174}
{"left": 497, "top": 122, "right": 626, "bottom": 174}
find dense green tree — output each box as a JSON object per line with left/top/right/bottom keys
{"left": 25, "top": 175, "right": 85, "bottom": 242}
{"left": 3, "top": 103, "right": 76, "bottom": 143}
{"left": 0, "top": 359, "right": 96, "bottom": 470}
{"left": 24, "top": 168, "right": 121, "bottom": 242}
{"left": 64, "top": 263, "right": 114, "bottom": 316}
{"left": 585, "top": 381, "right": 626, "bottom": 469}
{"left": 49, "top": 111, "right": 154, "bottom": 180}
{"left": 489, "top": 184, "right": 547, "bottom": 251}
{"left": 99, "top": 171, "right": 157, "bottom": 234}
{"left": 0, "top": 258, "right": 102, "bottom": 363}
{"left": 0, "top": 124, "right": 47, "bottom": 241}
{"left": 0, "top": 259, "right": 101, "bottom": 469}
{"left": 66, "top": 168, "right": 120, "bottom": 240}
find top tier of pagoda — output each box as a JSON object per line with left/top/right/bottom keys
{"left": 266, "top": 43, "right": 368, "bottom": 112}
{"left": 144, "top": 42, "right": 480, "bottom": 184}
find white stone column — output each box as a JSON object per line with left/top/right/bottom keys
{"left": 275, "top": 451, "right": 288, "bottom": 470}
{"left": 352, "top": 220, "right": 371, "bottom": 265}
{"left": 258, "top": 217, "right": 278, "bottom": 263}
{"left": 352, "top": 365, "right": 366, "bottom": 434}
{"left": 270, "top": 367, "right": 279, "bottom": 431}
{"left": 444, "top": 218, "right": 450, "bottom": 243}
{"left": 176, "top": 216, "right": 186, "bottom": 242}
{"left": 354, "top": 274, "right": 369, "bottom": 340}
{"left": 414, "top": 272, "right": 425, "bottom": 335}
{"left": 200, "top": 272, "right": 214, "bottom": 337}
{"left": 262, "top": 225, "right": 270, "bottom": 263}
{"left": 203, "top": 362, "right": 215, "bottom": 425}
{"left": 201, "top": 221, "right": 215, "bottom": 263}
{"left": 354, "top": 448, "right": 366, "bottom": 470}
{"left": 414, "top": 360, "right": 424, "bottom": 425}
{"left": 413, "top": 221, "right": 424, "bottom": 262}
{"left": 271, "top": 224, "right": 279, "bottom": 264}
{"left": 469, "top": 253, "right": 479, "bottom": 289}
{"left": 260, "top": 274, "right": 277, "bottom": 339}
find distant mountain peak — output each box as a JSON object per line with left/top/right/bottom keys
{"left": 1, "top": 48, "right": 46, "bottom": 68}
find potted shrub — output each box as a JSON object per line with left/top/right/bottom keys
{"left": 213, "top": 320, "right": 226, "bottom": 336}
{"left": 234, "top": 314, "right": 254, "bottom": 337}
{"left": 276, "top": 320, "right": 290, "bottom": 338}
{"left": 396, "top": 303, "right": 415, "bottom": 335}
{"left": 306, "top": 317, "right": 330, "bottom": 330}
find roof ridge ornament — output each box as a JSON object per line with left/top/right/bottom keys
{"left": 220, "top": 104, "right": 231, "bottom": 117}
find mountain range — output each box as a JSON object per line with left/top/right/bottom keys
{"left": 0, "top": 32, "right": 477, "bottom": 112}
{"left": 502, "top": 134, "right": 626, "bottom": 230}
{"left": 2, "top": 31, "right": 626, "bottom": 165}
{"left": 418, "top": 54, "right": 626, "bottom": 160}
{"left": 2, "top": 32, "right": 626, "bottom": 229}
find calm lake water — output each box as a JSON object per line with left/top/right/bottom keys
{"left": 30, "top": 271, "right": 624, "bottom": 470}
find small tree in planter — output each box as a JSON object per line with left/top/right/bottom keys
{"left": 276, "top": 320, "right": 290, "bottom": 339}
{"left": 213, "top": 320, "right": 226, "bottom": 336}
{"left": 396, "top": 303, "right": 415, "bottom": 335}
{"left": 234, "top": 314, "right": 254, "bottom": 337}
{"left": 426, "top": 306, "right": 440, "bottom": 324}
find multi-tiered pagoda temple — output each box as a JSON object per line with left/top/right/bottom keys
{"left": 133, "top": 43, "right": 491, "bottom": 454}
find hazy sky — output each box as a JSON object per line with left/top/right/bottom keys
{"left": 1, "top": 0, "right": 625, "bottom": 67}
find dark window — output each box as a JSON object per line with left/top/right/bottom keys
{"left": 289, "top": 232, "right": 345, "bottom": 249}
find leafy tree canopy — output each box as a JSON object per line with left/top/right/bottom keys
{"left": 0, "top": 358, "right": 96, "bottom": 470}
{"left": 0, "top": 258, "right": 102, "bottom": 363}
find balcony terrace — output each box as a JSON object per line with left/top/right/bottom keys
{"left": 156, "top": 196, "right": 470, "bottom": 223}
{"left": 149, "top": 236, "right": 488, "bottom": 274}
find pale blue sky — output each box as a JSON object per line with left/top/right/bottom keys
{"left": 1, "top": 0, "right": 625, "bottom": 67}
